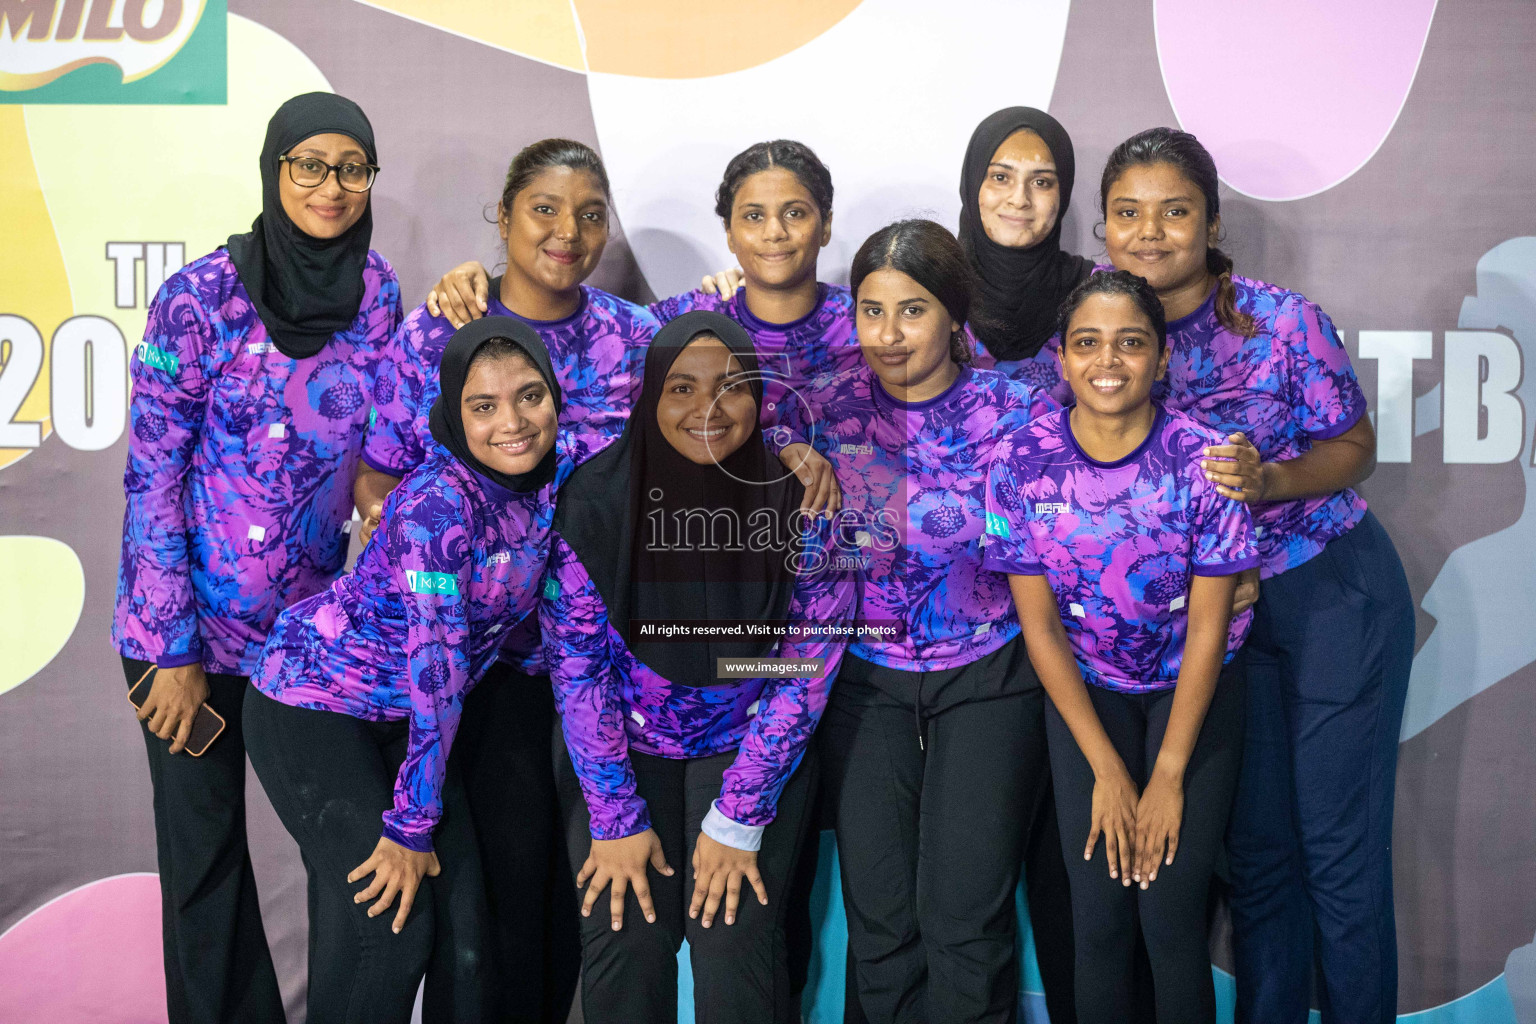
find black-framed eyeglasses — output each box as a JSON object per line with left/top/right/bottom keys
{"left": 277, "top": 155, "right": 380, "bottom": 193}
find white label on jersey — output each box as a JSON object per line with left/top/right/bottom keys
{"left": 1170, "top": 595, "right": 1187, "bottom": 612}
{"left": 1069, "top": 602, "right": 1086, "bottom": 618}
{"left": 247, "top": 524, "right": 266, "bottom": 542}
{"left": 267, "top": 423, "right": 286, "bottom": 439}
{"left": 630, "top": 710, "right": 646, "bottom": 728}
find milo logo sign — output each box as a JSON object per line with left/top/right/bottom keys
{"left": 0, "top": 0, "right": 225, "bottom": 103}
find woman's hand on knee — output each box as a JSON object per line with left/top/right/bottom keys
{"left": 348, "top": 836, "right": 441, "bottom": 934}
{"left": 577, "top": 828, "right": 673, "bottom": 932}
{"left": 689, "top": 832, "right": 767, "bottom": 929}
{"left": 1088, "top": 761, "right": 1141, "bottom": 886}
{"left": 1132, "top": 769, "right": 1184, "bottom": 889}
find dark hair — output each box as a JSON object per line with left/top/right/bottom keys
{"left": 498, "top": 138, "right": 611, "bottom": 214}
{"left": 468, "top": 337, "right": 534, "bottom": 370}
{"left": 1099, "top": 127, "right": 1254, "bottom": 338}
{"left": 850, "top": 219, "right": 976, "bottom": 365}
{"left": 713, "top": 140, "right": 834, "bottom": 224}
{"left": 1055, "top": 269, "right": 1168, "bottom": 352}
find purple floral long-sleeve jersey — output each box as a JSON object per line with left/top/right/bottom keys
{"left": 250, "top": 444, "right": 572, "bottom": 851}
{"left": 113, "top": 249, "right": 402, "bottom": 675}
{"left": 541, "top": 517, "right": 857, "bottom": 846}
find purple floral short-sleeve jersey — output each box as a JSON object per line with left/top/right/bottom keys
{"left": 113, "top": 248, "right": 402, "bottom": 675}
{"left": 983, "top": 405, "right": 1258, "bottom": 693}
{"left": 250, "top": 444, "right": 571, "bottom": 851}
{"left": 364, "top": 285, "right": 657, "bottom": 476}
{"left": 650, "top": 284, "right": 857, "bottom": 432}
{"left": 541, "top": 519, "right": 857, "bottom": 841}
{"left": 784, "top": 363, "right": 1060, "bottom": 671}
{"left": 967, "top": 325, "right": 1067, "bottom": 395}
{"left": 1150, "top": 272, "right": 1367, "bottom": 578}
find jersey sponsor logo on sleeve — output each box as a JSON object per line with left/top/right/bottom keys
{"left": 140, "top": 343, "right": 180, "bottom": 376}
{"left": 839, "top": 442, "right": 874, "bottom": 456}
{"left": 487, "top": 551, "right": 511, "bottom": 566}
{"left": 1034, "top": 502, "right": 1072, "bottom": 515}
{"left": 405, "top": 569, "right": 459, "bottom": 596}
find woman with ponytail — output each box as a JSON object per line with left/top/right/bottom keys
{"left": 1097, "top": 127, "right": 1414, "bottom": 1024}
{"left": 785, "top": 219, "right": 1061, "bottom": 1023}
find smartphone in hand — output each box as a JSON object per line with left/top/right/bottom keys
{"left": 127, "top": 665, "right": 227, "bottom": 757}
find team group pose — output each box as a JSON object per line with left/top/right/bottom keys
{"left": 113, "top": 89, "right": 1413, "bottom": 1024}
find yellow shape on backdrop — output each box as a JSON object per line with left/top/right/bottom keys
{"left": 573, "top": 0, "right": 863, "bottom": 78}
{"left": 0, "top": 536, "right": 85, "bottom": 696}
{"left": 23, "top": 15, "right": 333, "bottom": 360}
{"left": 0, "top": 107, "right": 70, "bottom": 471}
{"left": 351, "top": 0, "right": 585, "bottom": 69}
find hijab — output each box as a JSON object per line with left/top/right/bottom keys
{"left": 227, "top": 92, "right": 378, "bottom": 360}
{"left": 958, "top": 106, "right": 1094, "bottom": 361}
{"left": 428, "top": 317, "right": 562, "bottom": 493}
{"left": 553, "top": 311, "right": 806, "bottom": 687}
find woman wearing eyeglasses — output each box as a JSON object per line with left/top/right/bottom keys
{"left": 112, "top": 92, "right": 400, "bottom": 1024}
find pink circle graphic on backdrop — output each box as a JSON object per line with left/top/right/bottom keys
{"left": 1155, "top": 0, "right": 1439, "bottom": 200}
{"left": 0, "top": 873, "right": 166, "bottom": 1022}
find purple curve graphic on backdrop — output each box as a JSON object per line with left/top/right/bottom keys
{"left": 1154, "top": 0, "right": 1438, "bottom": 200}
{"left": 0, "top": 873, "right": 165, "bottom": 1021}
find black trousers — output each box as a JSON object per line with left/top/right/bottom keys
{"left": 555, "top": 729, "right": 818, "bottom": 1024}
{"left": 243, "top": 686, "right": 491, "bottom": 1024}
{"left": 121, "top": 656, "right": 285, "bottom": 1024}
{"left": 819, "top": 641, "right": 1051, "bottom": 1024}
{"left": 451, "top": 665, "right": 580, "bottom": 1023}
{"left": 1047, "top": 657, "right": 1246, "bottom": 1024}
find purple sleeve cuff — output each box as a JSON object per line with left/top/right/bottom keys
{"left": 361, "top": 449, "right": 409, "bottom": 478}
{"left": 765, "top": 425, "right": 806, "bottom": 456}
{"left": 155, "top": 650, "right": 203, "bottom": 669}
{"left": 381, "top": 820, "right": 434, "bottom": 853}
{"left": 1192, "top": 553, "right": 1262, "bottom": 578}
{"left": 588, "top": 805, "right": 652, "bottom": 842}
{"left": 983, "top": 553, "right": 1044, "bottom": 576}
{"left": 1305, "top": 401, "right": 1366, "bottom": 441}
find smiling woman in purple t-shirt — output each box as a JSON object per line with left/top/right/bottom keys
{"left": 990, "top": 270, "right": 1255, "bottom": 1024}
{"left": 1096, "top": 127, "right": 1415, "bottom": 1024}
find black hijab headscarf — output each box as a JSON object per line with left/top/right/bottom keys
{"left": 958, "top": 106, "right": 1094, "bottom": 361}
{"left": 428, "top": 317, "right": 562, "bottom": 493}
{"left": 553, "top": 311, "right": 806, "bottom": 687}
{"left": 227, "top": 92, "right": 377, "bottom": 360}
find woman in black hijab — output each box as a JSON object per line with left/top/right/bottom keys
{"left": 245, "top": 319, "right": 566, "bottom": 1024}
{"left": 227, "top": 90, "right": 382, "bottom": 357}
{"left": 112, "top": 92, "right": 399, "bottom": 1024}
{"left": 959, "top": 106, "right": 1094, "bottom": 390}
{"left": 543, "top": 311, "right": 857, "bottom": 1024}
{"left": 956, "top": 106, "right": 1090, "bottom": 1024}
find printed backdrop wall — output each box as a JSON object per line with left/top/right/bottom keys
{"left": 2, "top": 1, "right": 1534, "bottom": 1021}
